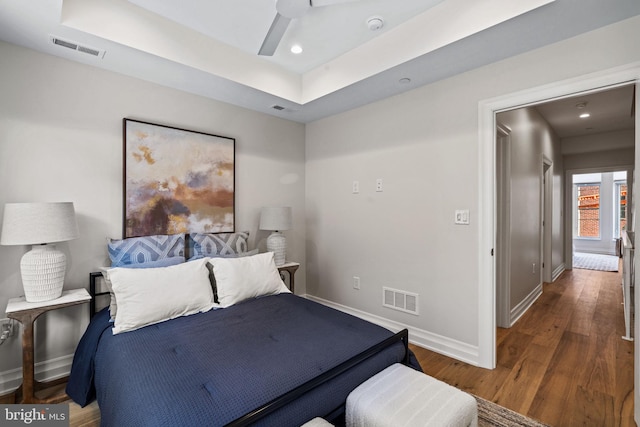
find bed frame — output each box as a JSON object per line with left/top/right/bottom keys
{"left": 88, "top": 271, "right": 411, "bottom": 426}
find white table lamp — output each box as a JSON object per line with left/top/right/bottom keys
{"left": 259, "top": 207, "right": 292, "bottom": 266}
{"left": 1, "top": 202, "right": 79, "bottom": 302}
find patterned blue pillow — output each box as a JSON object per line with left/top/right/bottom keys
{"left": 108, "top": 234, "right": 185, "bottom": 267}
{"left": 188, "top": 232, "right": 249, "bottom": 260}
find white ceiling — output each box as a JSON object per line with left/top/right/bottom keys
{"left": 0, "top": 0, "right": 639, "bottom": 124}
{"left": 127, "top": 0, "right": 446, "bottom": 74}
{"left": 535, "top": 85, "right": 636, "bottom": 139}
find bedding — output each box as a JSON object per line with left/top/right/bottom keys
{"left": 107, "top": 234, "right": 185, "bottom": 267}
{"left": 209, "top": 252, "right": 290, "bottom": 308}
{"left": 188, "top": 231, "right": 251, "bottom": 259}
{"left": 99, "top": 256, "right": 186, "bottom": 320}
{"left": 107, "top": 258, "right": 215, "bottom": 334}
{"left": 67, "top": 293, "right": 421, "bottom": 426}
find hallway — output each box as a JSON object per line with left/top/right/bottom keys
{"left": 411, "top": 266, "right": 634, "bottom": 426}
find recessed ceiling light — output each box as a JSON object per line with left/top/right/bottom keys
{"left": 399, "top": 77, "right": 411, "bottom": 85}
{"left": 575, "top": 102, "right": 588, "bottom": 109}
{"left": 290, "top": 44, "right": 303, "bottom": 54}
{"left": 579, "top": 113, "right": 591, "bottom": 118}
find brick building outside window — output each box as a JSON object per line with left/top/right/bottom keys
{"left": 576, "top": 184, "right": 600, "bottom": 238}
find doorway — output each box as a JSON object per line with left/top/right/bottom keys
{"left": 478, "top": 65, "right": 639, "bottom": 371}
{"left": 479, "top": 65, "right": 638, "bottom": 421}
{"left": 571, "top": 170, "right": 628, "bottom": 257}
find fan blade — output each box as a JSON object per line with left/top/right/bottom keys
{"left": 258, "top": 13, "right": 292, "bottom": 56}
{"left": 310, "top": 0, "right": 361, "bottom": 6}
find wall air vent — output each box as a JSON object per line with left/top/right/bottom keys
{"left": 50, "top": 36, "right": 105, "bottom": 59}
{"left": 271, "top": 105, "right": 286, "bottom": 111}
{"left": 383, "top": 287, "right": 419, "bottom": 315}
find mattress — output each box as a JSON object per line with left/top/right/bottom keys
{"left": 67, "top": 293, "right": 420, "bottom": 426}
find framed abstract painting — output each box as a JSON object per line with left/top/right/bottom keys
{"left": 123, "top": 119, "right": 235, "bottom": 238}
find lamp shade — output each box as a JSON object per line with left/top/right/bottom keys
{"left": 1, "top": 202, "right": 80, "bottom": 302}
{"left": 1, "top": 202, "right": 79, "bottom": 246}
{"left": 259, "top": 207, "right": 292, "bottom": 231}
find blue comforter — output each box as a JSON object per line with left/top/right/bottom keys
{"left": 67, "top": 293, "right": 420, "bottom": 426}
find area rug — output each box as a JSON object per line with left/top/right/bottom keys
{"left": 475, "top": 395, "right": 549, "bottom": 427}
{"left": 573, "top": 252, "right": 619, "bottom": 272}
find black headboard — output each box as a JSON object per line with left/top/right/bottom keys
{"left": 89, "top": 271, "right": 110, "bottom": 318}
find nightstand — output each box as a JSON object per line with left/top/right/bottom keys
{"left": 5, "top": 288, "right": 91, "bottom": 404}
{"left": 278, "top": 262, "right": 299, "bottom": 293}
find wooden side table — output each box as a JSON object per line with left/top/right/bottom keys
{"left": 5, "top": 288, "right": 91, "bottom": 404}
{"left": 278, "top": 262, "right": 300, "bottom": 293}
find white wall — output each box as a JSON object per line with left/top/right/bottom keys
{"left": 0, "top": 41, "right": 305, "bottom": 390}
{"left": 305, "top": 15, "right": 640, "bottom": 363}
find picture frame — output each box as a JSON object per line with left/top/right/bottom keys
{"left": 123, "top": 119, "right": 235, "bottom": 238}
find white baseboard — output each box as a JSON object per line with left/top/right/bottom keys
{"left": 0, "top": 354, "right": 74, "bottom": 395}
{"left": 552, "top": 263, "right": 565, "bottom": 282}
{"left": 509, "top": 283, "right": 543, "bottom": 327}
{"left": 304, "top": 294, "right": 481, "bottom": 367}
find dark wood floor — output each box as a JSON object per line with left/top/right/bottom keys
{"left": 411, "top": 265, "right": 635, "bottom": 426}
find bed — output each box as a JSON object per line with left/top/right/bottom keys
{"left": 66, "top": 240, "right": 421, "bottom": 427}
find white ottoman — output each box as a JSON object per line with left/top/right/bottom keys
{"left": 301, "top": 417, "right": 334, "bottom": 427}
{"left": 346, "top": 363, "right": 478, "bottom": 427}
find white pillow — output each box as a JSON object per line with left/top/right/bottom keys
{"left": 210, "top": 252, "right": 290, "bottom": 308}
{"left": 107, "top": 258, "right": 215, "bottom": 334}
{"left": 99, "top": 256, "right": 186, "bottom": 321}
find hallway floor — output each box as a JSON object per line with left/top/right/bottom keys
{"left": 411, "top": 266, "right": 635, "bottom": 426}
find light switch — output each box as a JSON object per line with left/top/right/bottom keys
{"left": 455, "top": 209, "right": 470, "bottom": 225}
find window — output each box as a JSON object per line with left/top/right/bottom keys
{"left": 575, "top": 183, "right": 600, "bottom": 238}
{"left": 614, "top": 181, "right": 627, "bottom": 238}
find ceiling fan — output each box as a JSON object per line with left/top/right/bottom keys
{"left": 259, "top": 0, "right": 362, "bottom": 56}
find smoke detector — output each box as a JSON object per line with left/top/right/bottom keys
{"left": 367, "top": 16, "right": 384, "bottom": 31}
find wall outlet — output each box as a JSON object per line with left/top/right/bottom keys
{"left": 532, "top": 263, "right": 536, "bottom": 274}
{"left": 353, "top": 276, "right": 361, "bottom": 290}
{"left": 0, "top": 318, "right": 16, "bottom": 342}
{"left": 376, "top": 178, "right": 383, "bottom": 192}
{"left": 352, "top": 180, "right": 360, "bottom": 194}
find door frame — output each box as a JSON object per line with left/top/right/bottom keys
{"left": 542, "top": 156, "right": 553, "bottom": 284}
{"left": 495, "top": 124, "right": 512, "bottom": 328}
{"left": 565, "top": 167, "right": 634, "bottom": 266}
{"left": 477, "top": 61, "right": 640, "bottom": 370}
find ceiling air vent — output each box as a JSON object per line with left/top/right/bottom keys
{"left": 50, "top": 36, "right": 105, "bottom": 59}
{"left": 271, "top": 105, "right": 286, "bottom": 111}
